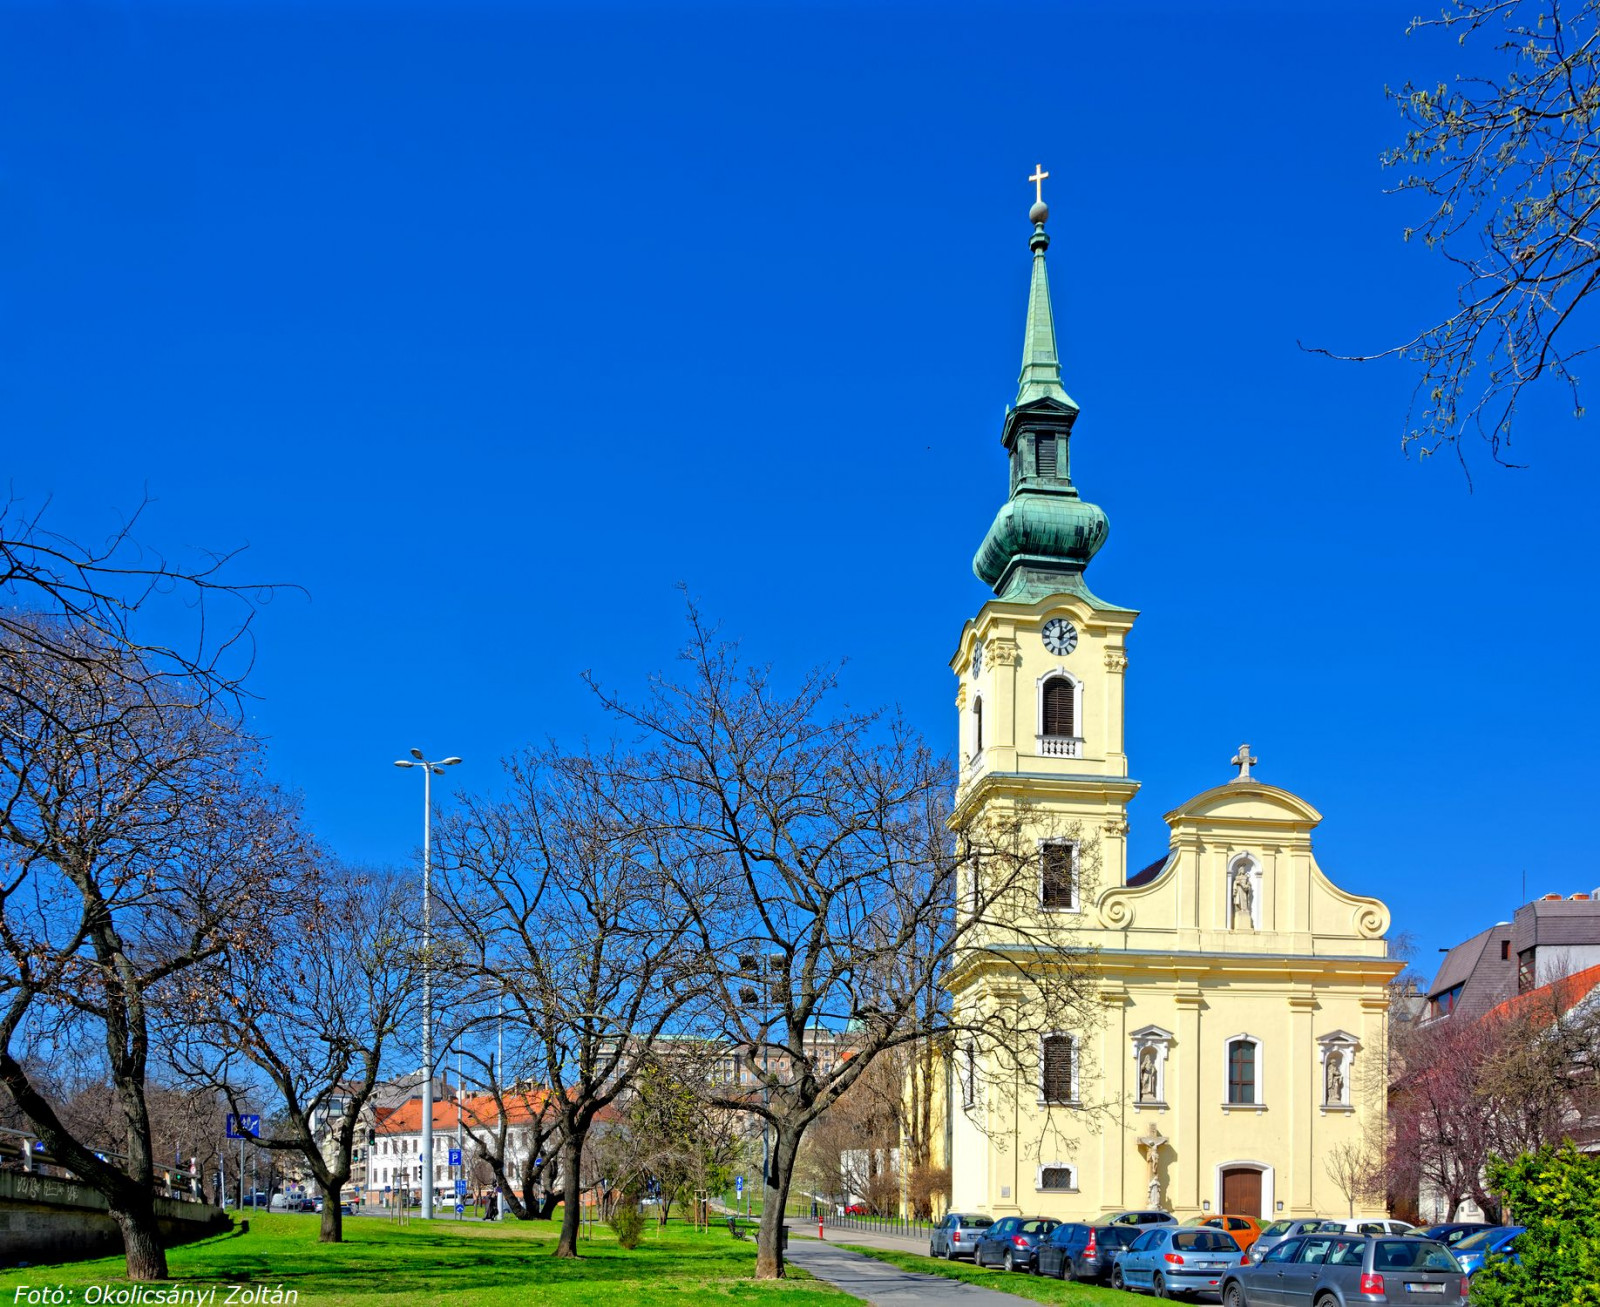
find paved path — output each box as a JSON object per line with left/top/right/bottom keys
{"left": 784, "top": 1234, "right": 1029, "bottom": 1306}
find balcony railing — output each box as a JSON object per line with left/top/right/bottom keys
{"left": 1037, "top": 735, "right": 1083, "bottom": 758}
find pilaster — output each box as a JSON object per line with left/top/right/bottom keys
{"left": 1287, "top": 990, "right": 1318, "bottom": 1211}
{"left": 1173, "top": 989, "right": 1205, "bottom": 1212}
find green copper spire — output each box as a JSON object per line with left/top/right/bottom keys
{"left": 1015, "top": 201, "right": 1077, "bottom": 410}
{"left": 971, "top": 173, "right": 1125, "bottom": 609}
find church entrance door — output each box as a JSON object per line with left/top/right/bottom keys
{"left": 1221, "top": 1167, "right": 1262, "bottom": 1217}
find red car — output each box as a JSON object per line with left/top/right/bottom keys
{"left": 843, "top": 1203, "right": 868, "bottom": 1215}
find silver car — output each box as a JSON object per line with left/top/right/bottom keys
{"left": 1250, "top": 1217, "right": 1343, "bottom": 1263}
{"left": 1220, "top": 1232, "right": 1468, "bottom": 1307}
{"left": 929, "top": 1211, "right": 994, "bottom": 1261}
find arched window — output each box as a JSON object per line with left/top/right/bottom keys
{"left": 1042, "top": 677, "right": 1075, "bottom": 737}
{"left": 973, "top": 695, "right": 983, "bottom": 752}
{"left": 1227, "top": 1036, "right": 1262, "bottom": 1106}
{"left": 1040, "top": 1033, "right": 1079, "bottom": 1105}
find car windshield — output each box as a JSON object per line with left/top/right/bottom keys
{"left": 1259, "top": 1221, "right": 1292, "bottom": 1237}
{"left": 1373, "top": 1240, "right": 1464, "bottom": 1272}
{"left": 1455, "top": 1227, "right": 1513, "bottom": 1252}
{"left": 1173, "top": 1231, "right": 1236, "bottom": 1252}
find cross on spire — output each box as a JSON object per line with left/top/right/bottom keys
{"left": 1229, "top": 743, "right": 1258, "bottom": 783}
{"left": 1029, "top": 164, "right": 1049, "bottom": 205}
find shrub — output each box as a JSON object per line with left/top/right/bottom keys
{"left": 609, "top": 1200, "right": 645, "bottom": 1250}
{"left": 1472, "top": 1142, "right": 1600, "bottom": 1306}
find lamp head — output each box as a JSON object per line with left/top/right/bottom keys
{"left": 393, "top": 760, "right": 416, "bottom": 769}
{"left": 410, "top": 748, "right": 424, "bottom": 760}
{"left": 441, "top": 757, "right": 463, "bottom": 766}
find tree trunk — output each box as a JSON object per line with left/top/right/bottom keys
{"left": 318, "top": 1180, "right": 344, "bottom": 1243}
{"left": 112, "top": 1202, "right": 169, "bottom": 1281}
{"left": 755, "top": 1126, "right": 801, "bottom": 1280}
{"left": 553, "top": 1130, "right": 584, "bottom": 1257}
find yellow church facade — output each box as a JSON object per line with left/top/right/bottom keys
{"left": 940, "top": 181, "right": 1399, "bottom": 1224}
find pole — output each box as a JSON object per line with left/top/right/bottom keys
{"left": 456, "top": 1043, "right": 463, "bottom": 1219}
{"left": 421, "top": 762, "right": 434, "bottom": 1220}
{"left": 238, "top": 1135, "right": 244, "bottom": 1212}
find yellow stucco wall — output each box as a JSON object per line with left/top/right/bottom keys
{"left": 945, "top": 595, "right": 1400, "bottom": 1221}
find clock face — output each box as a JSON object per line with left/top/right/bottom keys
{"left": 971, "top": 642, "right": 984, "bottom": 676}
{"left": 1041, "top": 618, "right": 1078, "bottom": 656}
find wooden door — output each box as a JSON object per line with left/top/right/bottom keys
{"left": 1221, "top": 1167, "right": 1262, "bottom": 1217}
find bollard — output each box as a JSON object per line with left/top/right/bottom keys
{"left": 818, "top": 1216, "right": 825, "bottom": 1241}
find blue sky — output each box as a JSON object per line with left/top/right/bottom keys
{"left": 3, "top": 0, "right": 1592, "bottom": 983}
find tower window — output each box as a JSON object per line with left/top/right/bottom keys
{"left": 1036, "top": 434, "right": 1058, "bottom": 477}
{"left": 1042, "top": 677, "right": 1075, "bottom": 737}
{"left": 1041, "top": 841, "right": 1078, "bottom": 909}
{"left": 1041, "top": 1034, "right": 1077, "bottom": 1104}
{"left": 973, "top": 696, "right": 983, "bottom": 751}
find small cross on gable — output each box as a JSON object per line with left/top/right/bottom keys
{"left": 1028, "top": 164, "right": 1049, "bottom": 205}
{"left": 1229, "top": 743, "right": 1258, "bottom": 783}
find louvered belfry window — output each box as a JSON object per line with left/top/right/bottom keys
{"left": 1036, "top": 434, "right": 1058, "bottom": 477}
{"left": 1042, "top": 1035, "right": 1075, "bottom": 1104}
{"left": 1042, "top": 842, "right": 1076, "bottom": 908}
{"left": 1042, "top": 678, "right": 1075, "bottom": 737}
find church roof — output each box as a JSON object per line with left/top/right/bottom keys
{"left": 1126, "top": 855, "right": 1167, "bottom": 888}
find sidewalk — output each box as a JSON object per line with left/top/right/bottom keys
{"left": 784, "top": 1226, "right": 1027, "bottom": 1306}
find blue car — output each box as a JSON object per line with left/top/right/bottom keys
{"left": 1452, "top": 1224, "right": 1524, "bottom": 1277}
{"left": 1112, "top": 1225, "right": 1244, "bottom": 1297}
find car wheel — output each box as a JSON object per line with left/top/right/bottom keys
{"left": 1111, "top": 1266, "right": 1125, "bottom": 1290}
{"left": 1153, "top": 1271, "right": 1169, "bottom": 1299}
{"left": 1003, "top": 1250, "right": 1016, "bottom": 1273}
{"left": 946, "top": 1245, "right": 957, "bottom": 1261}
{"left": 1224, "top": 1284, "right": 1246, "bottom": 1307}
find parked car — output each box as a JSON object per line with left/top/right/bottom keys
{"left": 1103, "top": 1208, "right": 1177, "bottom": 1227}
{"left": 1189, "top": 1214, "right": 1264, "bottom": 1251}
{"left": 842, "top": 1203, "right": 867, "bottom": 1215}
{"left": 929, "top": 1212, "right": 994, "bottom": 1261}
{"left": 1321, "top": 1217, "right": 1419, "bottom": 1236}
{"left": 1112, "top": 1225, "right": 1246, "bottom": 1297}
{"left": 1219, "top": 1233, "right": 1468, "bottom": 1307}
{"left": 1452, "top": 1225, "right": 1524, "bottom": 1278}
{"left": 971, "top": 1215, "right": 1060, "bottom": 1272}
{"left": 1249, "top": 1217, "right": 1343, "bottom": 1262}
{"left": 1036, "top": 1222, "right": 1144, "bottom": 1282}
{"left": 1420, "top": 1221, "right": 1498, "bottom": 1247}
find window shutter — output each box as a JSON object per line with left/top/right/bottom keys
{"left": 1037, "top": 435, "right": 1058, "bottom": 477}
{"left": 1042, "top": 1035, "right": 1075, "bottom": 1103}
{"left": 1042, "top": 843, "right": 1076, "bottom": 908}
{"left": 1042, "top": 678, "right": 1075, "bottom": 736}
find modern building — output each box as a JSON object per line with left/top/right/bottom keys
{"left": 1425, "top": 892, "right": 1600, "bottom": 1023}
{"left": 944, "top": 183, "right": 1400, "bottom": 1222}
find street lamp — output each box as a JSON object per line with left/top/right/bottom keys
{"left": 393, "top": 748, "right": 462, "bottom": 1219}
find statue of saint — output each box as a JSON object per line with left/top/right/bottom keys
{"left": 1139, "top": 1048, "right": 1158, "bottom": 1102}
{"left": 1326, "top": 1052, "right": 1344, "bottom": 1105}
{"left": 1231, "top": 866, "right": 1254, "bottom": 930}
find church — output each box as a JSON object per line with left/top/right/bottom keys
{"left": 942, "top": 173, "right": 1400, "bottom": 1222}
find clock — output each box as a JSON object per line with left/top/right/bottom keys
{"left": 971, "top": 642, "right": 984, "bottom": 676}
{"left": 1041, "top": 618, "right": 1078, "bottom": 656}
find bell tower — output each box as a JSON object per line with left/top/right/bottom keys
{"left": 952, "top": 171, "right": 1139, "bottom": 887}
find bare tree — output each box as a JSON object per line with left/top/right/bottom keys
{"left": 588, "top": 606, "right": 1098, "bottom": 1278}
{"left": 175, "top": 864, "right": 421, "bottom": 1241}
{"left": 1326, "top": 1138, "right": 1385, "bottom": 1217}
{"left": 435, "top": 745, "right": 706, "bottom": 1258}
{"left": 1316, "top": 0, "right": 1600, "bottom": 469}
{"left": 0, "top": 621, "right": 305, "bottom": 1278}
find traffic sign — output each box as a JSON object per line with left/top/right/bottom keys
{"left": 455, "top": 1203, "right": 464, "bottom": 1216}
{"left": 225, "top": 1114, "right": 261, "bottom": 1139}
{"left": 449, "top": 1148, "right": 462, "bottom": 1167}
{"left": 455, "top": 1179, "right": 467, "bottom": 1196}
{"left": 735, "top": 1175, "right": 744, "bottom": 1196}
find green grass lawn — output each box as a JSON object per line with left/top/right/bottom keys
{"left": 0, "top": 1212, "right": 851, "bottom": 1307}
{"left": 834, "top": 1243, "right": 1132, "bottom": 1305}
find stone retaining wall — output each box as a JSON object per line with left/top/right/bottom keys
{"left": 0, "top": 1170, "right": 232, "bottom": 1267}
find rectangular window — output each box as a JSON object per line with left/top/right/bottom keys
{"left": 1042, "top": 842, "right": 1077, "bottom": 909}
{"left": 1501, "top": 939, "right": 1511, "bottom": 961}
{"left": 1518, "top": 948, "right": 1536, "bottom": 994}
{"left": 1039, "top": 1166, "right": 1075, "bottom": 1191}
{"left": 1036, "top": 435, "right": 1058, "bottom": 477}
{"left": 962, "top": 1042, "right": 977, "bottom": 1109}
{"left": 1041, "top": 1034, "right": 1076, "bottom": 1104}
{"left": 1227, "top": 1040, "right": 1256, "bottom": 1104}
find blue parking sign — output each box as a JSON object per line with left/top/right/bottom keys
{"left": 449, "top": 1148, "right": 462, "bottom": 1167}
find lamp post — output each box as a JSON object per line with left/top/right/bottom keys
{"left": 393, "top": 747, "right": 462, "bottom": 1220}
